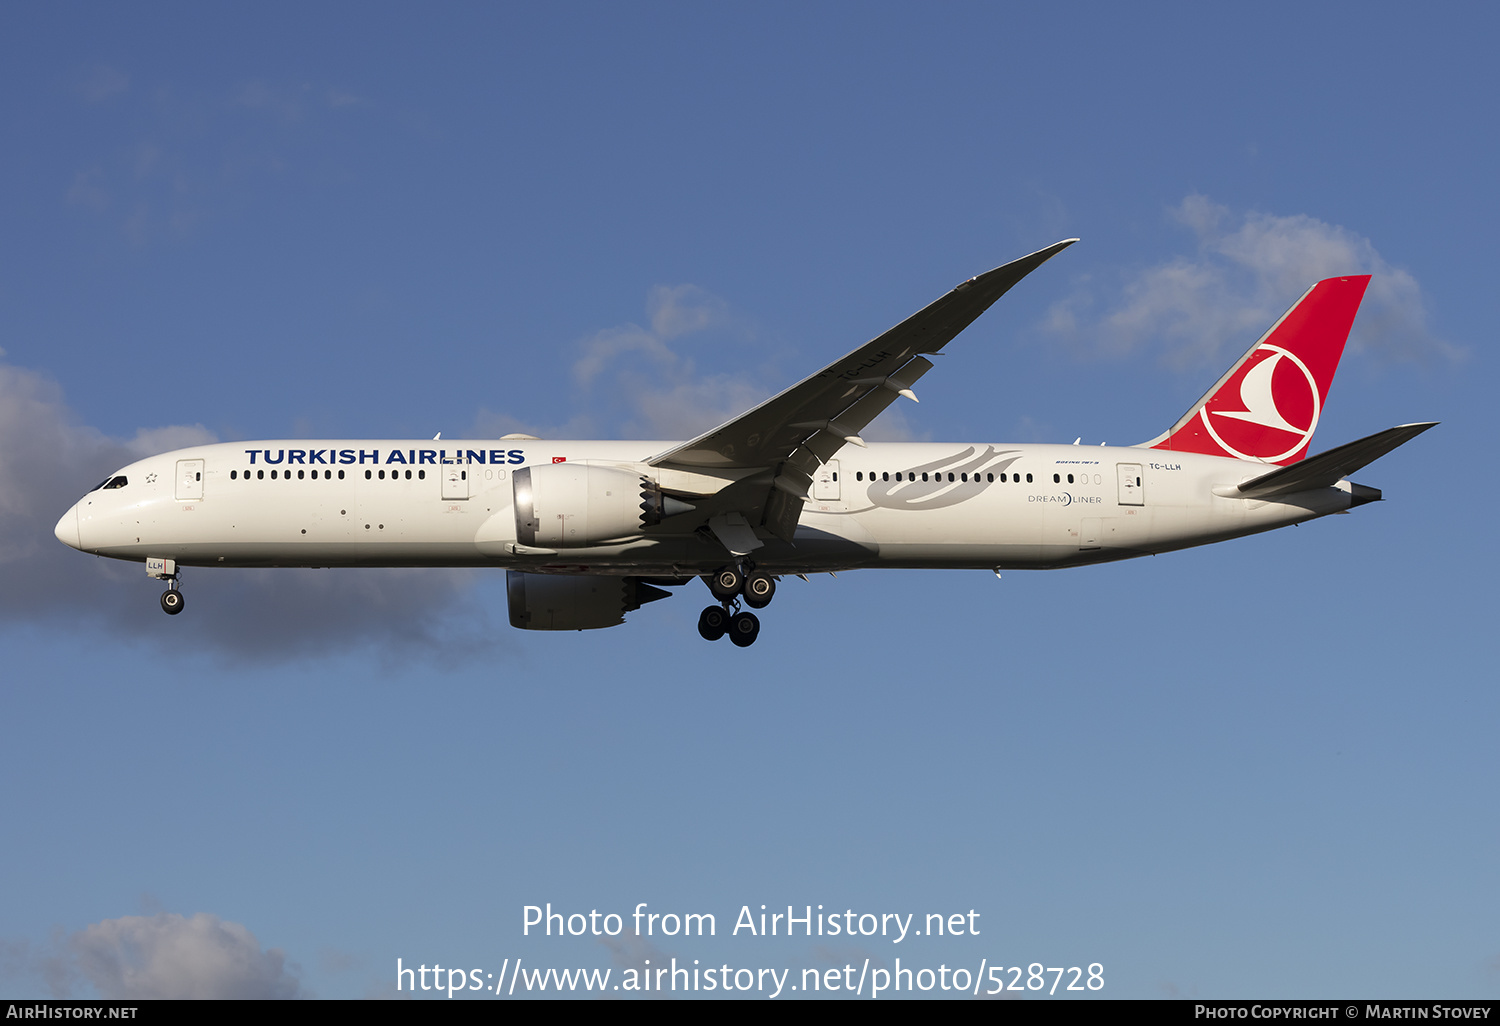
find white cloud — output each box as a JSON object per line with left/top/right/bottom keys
{"left": 1045, "top": 194, "right": 1460, "bottom": 369}
{"left": 70, "top": 913, "right": 303, "bottom": 1000}
{"left": 508, "top": 283, "right": 923, "bottom": 444}
{"left": 648, "top": 284, "right": 728, "bottom": 340}
{"left": 557, "top": 285, "right": 773, "bottom": 441}
{"left": 2, "top": 913, "right": 303, "bottom": 999}
{"left": 573, "top": 324, "right": 674, "bottom": 387}
{"left": 630, "top": 372, "right": 771, "bottom": 441}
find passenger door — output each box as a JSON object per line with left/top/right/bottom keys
{"left": 175, "top": 459, "right": 204, "bottom": 501}
{"left": 442, "top": 460, "right": 470, "bottom": 500}
{"left": 1117, "top": 463, "right": 1143, "bottom": 506}
{"left": 812, "top": 459, "right": 841, "bottom": 501}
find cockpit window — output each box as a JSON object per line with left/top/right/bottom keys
{"left": 99, "top": 476, "right": 128, "bottom": 490}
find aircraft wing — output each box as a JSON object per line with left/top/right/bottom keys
{"left": 648, "top": 239, "right": 1077, "bottom": 542}
{"left": 1229, "top": 422, "right": 1438, "bottom": 499}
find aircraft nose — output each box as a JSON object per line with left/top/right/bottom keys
{"left": 54, "top": 505, "right": 80, "bottom": 550}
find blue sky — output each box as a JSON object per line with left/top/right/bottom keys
{"left": 1, "top": 3, "right": 1493, "bottom": 1000}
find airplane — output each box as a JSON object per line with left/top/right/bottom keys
{"left": 53, "top": 239, "right": 1435, "bottom": 647}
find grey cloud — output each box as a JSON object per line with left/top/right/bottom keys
{"left": 1045, "top": 194, "right": 1460, "bottom": 369}
{"left": 0, "top": 360, "right": 496, "bottom": 663}
{"left": 0, "top": 933, "right": 75, "bottom": 999}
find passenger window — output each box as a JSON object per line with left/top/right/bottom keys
{"left": 271, "top": 470, "right": 278, "bottom": 480}
{"left": 1067, "top": 473, "right": 1074, "bottom": 484}
{"left": 882, "top": 472, "right": 889, "bottom": 482}
{"left": 338, "top": 470, "right": 345, "bottom": 479}
{"left": 405, "top": 469, "right": 412, "bottom": 480}
{"left": 832, "top": 472, "right": 838, "bottom": 481}
{"left": 257, "top": 470, "right": 264, "bottom": 480}
{"left": 1026, "top": 473, "right": 1033, "bottom": 483}
{"left": 365, "top": 470, "right": 372, "bottom": 479}
{"left": 1000, "top": 473, "right": 1007, "bottom": 482}
{"left": 231, "top": 470, "right": 237, "bottom": 480}
{"left": 1053, "top": 473, "right": 1060, "bottom": 483}
{"left": 856, "top": 472, "right": 863, "bottom": 481}
{"left": 379, "top": 470, "right": 386, "bottom": 480}
{"left": 987, "top": 473, "right": 993, "bottom": 482}
{"left": 298, "top": 469, "right": 305, "bottom": 480}
{"left": 418, "top": 470, "right": 425, "bottom": 480}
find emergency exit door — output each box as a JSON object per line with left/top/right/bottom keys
{"left": 1117, "top": 463, "right": 1143, "bottom": 506}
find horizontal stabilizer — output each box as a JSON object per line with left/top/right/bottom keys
{"left": 1230, "top": 422, "right": 1437, "bottom": 499}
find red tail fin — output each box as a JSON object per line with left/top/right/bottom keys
{"left": 1148, "top": 275, "right": 1370, "bottom": 465}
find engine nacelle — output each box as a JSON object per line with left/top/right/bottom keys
{"left": 513, "top": 463, "right": 693, "bottom": 547}
{"left": 506, "top": 571, "right": 671, "bottom": 630}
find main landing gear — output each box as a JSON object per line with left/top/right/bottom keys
{"left": 697, "top": 564, "right": 777, "bottom": 647}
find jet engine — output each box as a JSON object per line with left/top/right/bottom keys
{"left": 506, "top": 571, "right": 671, "bottom": 630}
{"left": 513, "top": 463, "right": 694, "bottom": 547}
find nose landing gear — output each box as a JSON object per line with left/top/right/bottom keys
{"left": 698, "top": 563, "right": 775, "bottom": 646}
{"left": 160, "top": 585, "right": 185, "bottom": 615}
{"left": 147, "top": 558, "right": 185, "bottom": 615}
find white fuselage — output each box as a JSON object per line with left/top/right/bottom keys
{"left": 55, "top": 438, "right": 1356, "bottom": 575}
